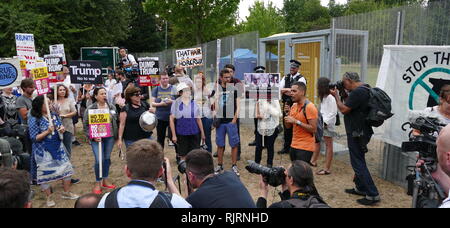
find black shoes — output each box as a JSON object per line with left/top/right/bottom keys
{"left": 277, "top": 149, "right": 289, "bottom": 155}
{"left": 248, "top": 141, "right": 257, "bottom": 146}
{"left": 345, "top": 188, "right": 366, "bottom": 197}
{"left": 346, "top": 188, "right": 380, "bottom": 206}
{"left": 72, "top": 140, "right": 81, "bottom": 146}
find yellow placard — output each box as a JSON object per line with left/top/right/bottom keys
{"left": 88, "top": 113, "right": 110, "bottom": 125}
{"left": 20, "top": 60, "right": 27, "bottom": 70}
{"left": 31, "top": 67, "right": 48, "bottom": 80}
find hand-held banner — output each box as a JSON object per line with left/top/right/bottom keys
{"left": 88, "top": 109, "right": 112, "bottom": 139}
{"left": 176, "top": 47, "right": 203, "bottom": 68}
{"left": 31, "top": 62, "right": 50, "bottom": 96}
{"left": 138, "top": 57, "right": 160, "bottom": 87}
{"left": 69, "top": 60, "right": 103, "bottom": 84}
{"left": 15, "top": 33, "right": 36, "bottom": 70}
{"left": 0, "top": 58, "right": 23, "bottom": 89}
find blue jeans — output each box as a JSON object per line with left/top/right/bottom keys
{"left": 91, "top": 137, "right": 115, "bottom": 182}
{"left": 216, "top": 122, "right": 240, "bottom": 148}
{"left": 124, "top": 136, "right": 153, "bottom": 148}
{"left": 202, "top": 117, "right": 213, "bottom": 153}
{"left": 347, "top": 134, "right": 379, "bottom": 197}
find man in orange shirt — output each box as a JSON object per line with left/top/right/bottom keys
{"left": 284, "top": 82, "right": 318, "bottom": 163}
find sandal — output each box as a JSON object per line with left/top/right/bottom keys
{"left": 310, "top": 162, "right": 318, "bottom": 168}
{"left": 317, "top": 169, "right": 331, "bottom": 175}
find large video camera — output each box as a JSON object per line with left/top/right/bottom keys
{"left": 246, "top": 161, "right": 286, "bottom": 187}
{"left": 401, "top": 116, "right": 447, "bottom": 208}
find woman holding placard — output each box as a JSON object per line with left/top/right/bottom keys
{"left": 83, "top": 87, "right": 118, "bottom": 195}
{"left": 29, "top": 95, "right": 79, "bottom": 207}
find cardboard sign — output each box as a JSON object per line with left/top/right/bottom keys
{"left": 88, "top": 109, "right": 112, "bottom": 139}
{"left": 138, "top": 57, "right": 160, "bottom": 86}
{"left": 15, "top": 33, "right": 36, "bottom": 70}
{"left": 69, "top": 60, "right": 103, "bottom": 84}
{"left": 31, "top": 62, "right": 50, "bottom": 95}
{"left": 0, "top": 58, "right": 23, "bottom": 89}
{"left": 49, "top": 44, "right": 67, "bottom": 64}
{"left": 244, "top": 73, "right": 281, "bottom": 100}
{"left": 44, "top": 54, "right": 63, "bottom": 73}
{"left": 176, "top": 47, "right": 203, "bottom": 68}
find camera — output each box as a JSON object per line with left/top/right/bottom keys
{"left": 402, "top": 116, "right": 447, "bottom": 208}
{"left": 329, "top": 80, "right": 348, "bottom": 100}
{"left": 245, "top": 161, "right": 286, "bottom": 187}
{"left": 177, "top": 160, "right": 187, "bottom": 174}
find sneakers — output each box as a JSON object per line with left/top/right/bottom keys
{"left": 71, "top": 178, "right": 81, "bottom": 185}
{"left": 213, "top": 152, "right": 218, "bottom": 158}
{"left": 72, "top": 140, "right": 81, "bottom": 146}
{"left": 61, "top": 191, "right": 80, "bottom": 200}
{"left": 46, "top": 195, "right": 56, "bottom": 207}
{"left": 214, "top": 165, "right": 224, "bottom": 175}
{"left": 232, "top": 165, "right": 240, "bottom": 177}
{"left": 345, "top": 188, "right": 367, "bottom": 197}
{"left": 357, "top": 196, "right": 381, "bottom": 206}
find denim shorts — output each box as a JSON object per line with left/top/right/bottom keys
{"left": 216, "top": 122, "right": 240, "bottom": 148}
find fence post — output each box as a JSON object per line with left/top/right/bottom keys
{"left": 330, "top": 18, "right": 337, "bottom": 82}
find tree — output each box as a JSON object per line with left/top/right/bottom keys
{"left": 240, "top": 1, "right": 285, "bottom": 38}
{"left": 283, "top": 0, "right": 331, "bottom": 33}
{"left": 143, "top": 0, "right": 240, "bottom": 48}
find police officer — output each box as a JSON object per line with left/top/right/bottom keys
{"left": 278, "top": 60, "right": 307, "bottom": 155}
{"left": 249, "top": 66, "right": 266, "bottom": 147}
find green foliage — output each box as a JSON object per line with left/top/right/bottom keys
{"left": 143, "top": 0, "right": 240, "bottom": 48}
{"left": 240, "top": 1, "right": 285, "bottom": 38}
{"left": 283, "top": 0, "right": 331, "bottom": 33}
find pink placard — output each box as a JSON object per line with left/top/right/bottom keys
{"left": 89, "top": 123, "right": 112, "bottom": 139}
{"left": 34, "top": 78, "right": 50, "bottom": 95}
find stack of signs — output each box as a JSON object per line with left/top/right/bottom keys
{"left": 244, "top": 73, "right": 281, "bottom": 100}
{"left": 176, "top": 47, "right": 203, "bottom": 68}
{"left": 44, "top": 54, "right": 64, "bottom": 86}
{"left": 31, "top": 62, "right": 50, "bottom": 95}
{"left": 0, "top": 58, "right": 23, "bottom": 89}
{"left": 15, "top": 33, "right": 36, "bottom": 78}
{"left": 88, "top": 109, "right": 112, "bottom": 139}
{"left": 49, "top": 44, "right": 67, "bottom": 65}
{"left": 69, "top": 61, "right": 103, "bottom": 84}
{"left": 138, "top": 57, "right": 160, "bottom": 87}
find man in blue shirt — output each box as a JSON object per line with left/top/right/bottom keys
{"left": 185, "top": 149, "right": 256, "bottom": 208}
{"left": 97, "top": 139, "right": 191, "bottom": 208}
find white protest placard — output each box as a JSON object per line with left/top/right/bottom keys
{"left": 376, "top": 45, "right": 450, "bottom": 147}
{"left": 176, "top": 47, "right": 203, "bottom": 68}
{"left": 50, "top": 44, "right": 67, "bottom": 64}
{"left": 244, "top": 73, "right": 281, "bottom": 100}
{"left": 15, "top": 33, "right": 36, "bottom": 70}
{"left": 0, "top": 58, "right": 23, "bottom": 89}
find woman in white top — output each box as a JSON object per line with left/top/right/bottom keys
{"left": 421, "top": 84, "right": 450, "bottom": 125}
{"left": 105, "top": 73, "right": 117, "bottom": 90}
{"left": 311, "top": 77, "right": 338, "bottom": 175}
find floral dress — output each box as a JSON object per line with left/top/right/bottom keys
{"left": 29, "top": 113, "right": 74, "bottom": 185}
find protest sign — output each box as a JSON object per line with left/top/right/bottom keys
{"left": 244, "top": 73, "right": 281, "bottom": 100}
{"left": 15, "top": 33, "right": 36, "bottom": 70}
{"left": 49, "top": 44, "right": 67, "bottom": 64}
{"left": 138, "top": 57, "right": 160, "bottom": 86}
{"left": 0, "top": 58, "right": 23, "bottom": 89}
{"left": 31, "top": 62, "right": 50, "bottom": 96}
{"left": 69, "top": 60, "right": 103, "bottom": 84}
{"left": 176, "top": 47, "right": 203, "bottom": 68}
{"left": 44, "top": 54, "right": 63, "bottom": 73}
{"left": 377, "top": 46, "right": 450, "bottom": 147}
{"left": 88, "top": 109, "right": 112, "bottom": 139}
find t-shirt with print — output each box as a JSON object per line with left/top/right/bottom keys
{"left": 289, "top": 101, "right": 318, "bottom": 152}
{"left": 152, "top": 85, "right": 176, "bottom": 121}
{"left": 214, "top": 85, "right": 239, "bottom": 124}
{"left": 344, "top": 85, "right": 374, "bottom": 137}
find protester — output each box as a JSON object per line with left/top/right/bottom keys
{"left": 152, "top": 72, "right": 176, "bottom": 149}
{"left": 311, "top": 77, "right": 338, "bottom": 175}
{"left": 83, "top": 87, "right": 118, "bottom": 195}
{"left": 97, "top": 139, "right": 191, "bottom": 208}
{"left": 29, "top": 95, "right": 79, "bottom": 207}
{"left": 331, "top": 72, "right": 380, "bottom": 206}
{"left": 193, "top": 72, "right": 214, "bottom": 153}
{"left": 56, "top": 84, "right": 77, "bottom": 158}
{"left": 279, "top": 60, "right": 307, "bottom": 155}
{"left": 185, "top": 149, "right": 256, "bottom": 208}
{"left": 1, "top": 87, "right": 19, "bottom": 127}
{"left": 17, "top": 78, "right": 35, "bottom": 123}
{"left": 74, "top": 194, "right": 103, "bottom": 208}
{"left": 0, "top": 168, "right": 33, "bottom": 208}
{"left": 213, "top": 69, "right": 241, "bottom": 176}
{"left": 170, "top": 83, "right": 205, "bottom": 161}
{"left": 257, "top": 160, "right": 328, "bottom": 208}
{"left": 118, "top": 86, "right": 152, "bottom": 148}
{"left": 420, "top": 84, "right": 450, "bottom": 125}
{"left": 105, "top": 72, "right": 117, "bottom": 90}
{"left": 284, "top": 82, "right": 318, "bottom": 163}
{"left": 170, "top": 65, "right": 193, "bottom": 88}
{"left": 119, "top": 47, "right": 137, "bottom": 69}
{"left": 249, "top": 66, "right": 266, "bottom": 147}
{"left": 78, "top": 84, "right": 93, "bottom": 123}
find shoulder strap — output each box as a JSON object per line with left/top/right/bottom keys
{"left": 104, "top": 188, "right": 122, "bottom": 208}
{"left": 149, "top": 192, "right": 173, "bottom": 208}
{"left": 302, "top": 100, "right": 311, "bottom": 124}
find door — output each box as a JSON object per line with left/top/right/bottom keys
{"left": 294, "top": 42, "right": 321, "bottom": 104}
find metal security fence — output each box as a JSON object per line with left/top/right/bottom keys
{"left": 332, "top": 0, "right": 450, "bottom": 187}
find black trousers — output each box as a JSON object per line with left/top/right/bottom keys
{"left": 176, "top": 134, "right": 200, "bottom": 157}
{"left": 282, "top": 111, "right": 293, "bottom": 153}
{"left": 156, "top": 120, "right": 172, "bottom": 149}
{"left": 290, "top": 148, "right": 313, "bottom": 163}
{"left": 255, "top": 129, "right": 279, "bottom": 166}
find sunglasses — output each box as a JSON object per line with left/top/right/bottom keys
{"left": 133, "top": 93, "right": 141, "bottom": 97}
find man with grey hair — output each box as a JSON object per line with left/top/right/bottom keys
{"left": 331, "top": 72, "right": 380, "bottom": 206}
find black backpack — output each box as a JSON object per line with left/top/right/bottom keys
{"left": 286, "top": 195, "right": 331, "bottom": 208}
{"left": 302, "top": 100, "right": 324, "bottom": 143}
{"left": 104, "top": 181, "right": 173, "bottom": 208}
{"left": 362, "top": 87, "right": 394, "bottom": 127}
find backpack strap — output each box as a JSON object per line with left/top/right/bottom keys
{"left": 149, "top": 192, "right": 173, "bottom": 208}
{"left": 302, "top": 100, "right": 311, "bottom": 124}
{"left": 104, "top": 188, "right": 122, "bottom": 208}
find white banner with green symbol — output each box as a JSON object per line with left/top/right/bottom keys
{"left": 377, "top": 45, "right": 450, "bottom": 147}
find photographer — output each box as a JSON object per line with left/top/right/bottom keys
{"left": 98, "top": 139, "right": 191, "bottom": 208}
{"left": 257, "top": 160, "right": 328, "bottom": 208}
{"left": 185, "top": 149, "right": 256, "bottom": 208}
{"left": 119, "top": 48, "right": 137, "bottom": 69}
{"left": 330, "top": 72, "right": 380, "bottom": 206}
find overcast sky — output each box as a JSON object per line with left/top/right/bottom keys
{"left": 238, "top": 0, "right": 348, "bottom": 21}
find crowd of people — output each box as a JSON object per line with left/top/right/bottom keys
{"left": 1, "top": 49, "right": 450, "bottom": 209}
